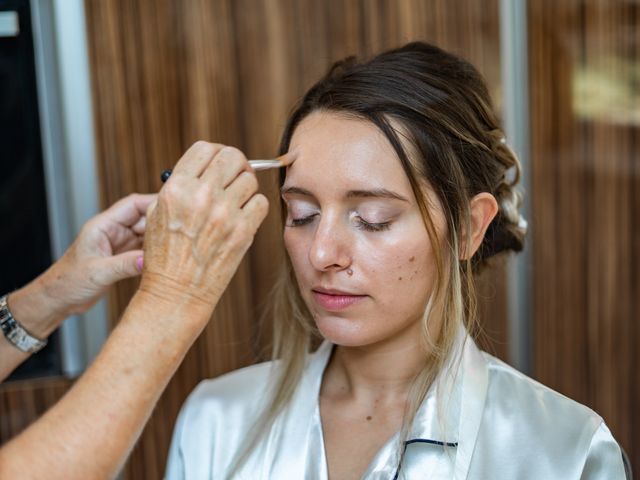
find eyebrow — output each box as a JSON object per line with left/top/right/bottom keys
{"left": 280, "top": 186, "right": 410, "bottom": 203}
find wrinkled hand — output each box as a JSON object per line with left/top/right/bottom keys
{"left": 43, "top": 194, "right": 156, "bottom": 315}
{"left": 139, "top": 142, "right": 269, "bottom": 310}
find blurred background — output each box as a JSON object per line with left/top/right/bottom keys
{"left": 0, "top": 0, "right": 637, "bottom": 477}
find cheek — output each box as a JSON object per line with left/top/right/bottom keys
{"left": 362, "top": 234, "right": 436, "bottom": 300}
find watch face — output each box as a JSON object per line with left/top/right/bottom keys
{"left": 8, "top": 327, "right": 26, "bottom": 346}
{"left": 7, "top": 326, "right": 43, "bottom": 353}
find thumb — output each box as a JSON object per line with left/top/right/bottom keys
{"left": 97, "top": 250, "right": 144, "bottom": 285}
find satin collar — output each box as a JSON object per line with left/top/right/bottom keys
{"left": 299, "top": 328, "right": 489, "bottom": 479}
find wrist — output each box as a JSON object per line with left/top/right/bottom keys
{"left": 125, "top": 288, "right": 216, "bottom": 345}
{"left": 138, "top": 273, "right": 218, "bottom": 316}
{"left": 0, "top": 295, "right": 48, "bottom": 353}
{"left": 6, "top": 276, "right": 67, "bottom": 339}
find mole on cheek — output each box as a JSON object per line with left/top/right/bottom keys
{"left": 409, "top": 256, "right": 415, "bottom": 262}
{"left": 398, "top": 276, "right": 403, "bottom": 281}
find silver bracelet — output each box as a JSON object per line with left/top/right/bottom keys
{"left": 0, "top": 294, "right": 47, "bottom": 353}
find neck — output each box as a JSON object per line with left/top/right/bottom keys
{"left": 322, "top": 323, "right": 429, "bottom": 404}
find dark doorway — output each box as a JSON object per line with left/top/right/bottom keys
{"left": 1, "top": 0, "right": 62, "bottom": 380}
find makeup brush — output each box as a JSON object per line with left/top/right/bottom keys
{"left": 160, "top": 153, "right": 294, "bottom": 183}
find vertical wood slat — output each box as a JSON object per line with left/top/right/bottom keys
{"left": 82, "top": 1, "right": 505, "bottom": 477}
{"left": 530, "top": 0, "right": 638, "bottom": 472}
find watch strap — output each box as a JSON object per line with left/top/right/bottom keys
{"left": 0, "top": 294, "right": 47, "bottom": 353}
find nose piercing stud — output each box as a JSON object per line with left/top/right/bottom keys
{"left": 347, "top": 269, "right": 353, "bottom": 276}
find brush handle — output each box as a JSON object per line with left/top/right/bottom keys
{"left": 160, "top": 154, "right": 291, "bottom": 183}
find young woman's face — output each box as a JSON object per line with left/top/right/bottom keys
{"left": 282, "top": 111, "right": 446, "bottom": 348}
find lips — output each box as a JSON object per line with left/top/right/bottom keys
{"left": 311, "top": 287, "right": 366, "bottom": 311}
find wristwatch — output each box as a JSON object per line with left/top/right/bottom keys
{"left": 0, "top": 294, "right": 47, "bottom": 353}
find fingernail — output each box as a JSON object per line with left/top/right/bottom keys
{"left": 136, "top": 256, "right": 144, "bottom": 272}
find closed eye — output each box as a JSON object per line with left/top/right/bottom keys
{"left": 286, "top": 215, "right": 391, "bottom": 232}
{"left": 287, "top": 214, "right": 318, "bottom": 227}
{"left": 356, "top": 218, "right": 391, "bottom": 232}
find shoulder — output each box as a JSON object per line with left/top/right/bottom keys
{"left": 471, "top": 351, "right": 625, "bottom": 478}
{"left": 486, "top": 352, "right": 603, "bottom": 422}
{"left": 176, "top": 359, "right": 281, "bottom": 448}
{"left": 166, "top": 345, "right": 333, "bottom": 479}
{"left": 481, "top": 351, "right": 603, "bottom": 437}
{"left": 166, "top": 360, "right": 280, "bottom": 479}
{"left": 183, "top": 359, "right": 278, "bottom": 421}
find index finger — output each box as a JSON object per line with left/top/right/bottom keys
{"left": 171, "top": 141, "right": 226, "bottom": 179}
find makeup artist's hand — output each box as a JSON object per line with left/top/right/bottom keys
{"left": 0, "top": 193, "right": 155, "bottom": 381}
{"left": 140, "top": 141, "right": 269, "bottom": 312}
{"left": 38, "top": 193, "right": 157, "bottom": 317}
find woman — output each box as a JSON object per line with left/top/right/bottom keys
{"left": 165, "top": 42, "right": 625, "bottom": 479}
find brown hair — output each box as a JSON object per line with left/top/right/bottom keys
{"left": 230, "top": 41, "right": 525, "bottom": 475}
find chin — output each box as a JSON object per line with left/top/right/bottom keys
{"left": 313, "top": 309, "right": 426, "bottom": 350}
{"left": 314, "top": 314, "right": 383, "bottom": 347}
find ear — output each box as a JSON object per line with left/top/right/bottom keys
{"left": 461, "top": 192, "right": 498, "bottom": 260}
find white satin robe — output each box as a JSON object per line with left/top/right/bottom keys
{"left": 165, "top": 330, "right": 626, "bottom": 479}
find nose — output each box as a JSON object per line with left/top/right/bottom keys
{"left": 308, "top": 215, "right": 352, "bottom": 273}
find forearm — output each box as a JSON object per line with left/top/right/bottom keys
{"left": 0, "top": 271, "right": 69, "bottom": 381}
{"left": 0, "top": 290, "right": 213, "bottom": 479}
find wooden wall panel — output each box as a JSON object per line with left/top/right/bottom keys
{"left": 0, "top": 378, "right": 72, "bottom": 443}
{"left": 84, "top": 1, "right": 505, "bottom": 477}
{"left": 530, "top": 0, "right": 638, "bottom": 472}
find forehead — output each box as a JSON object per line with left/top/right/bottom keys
{"left": 284, "top": 111, "right": 415, "bottom": 197}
